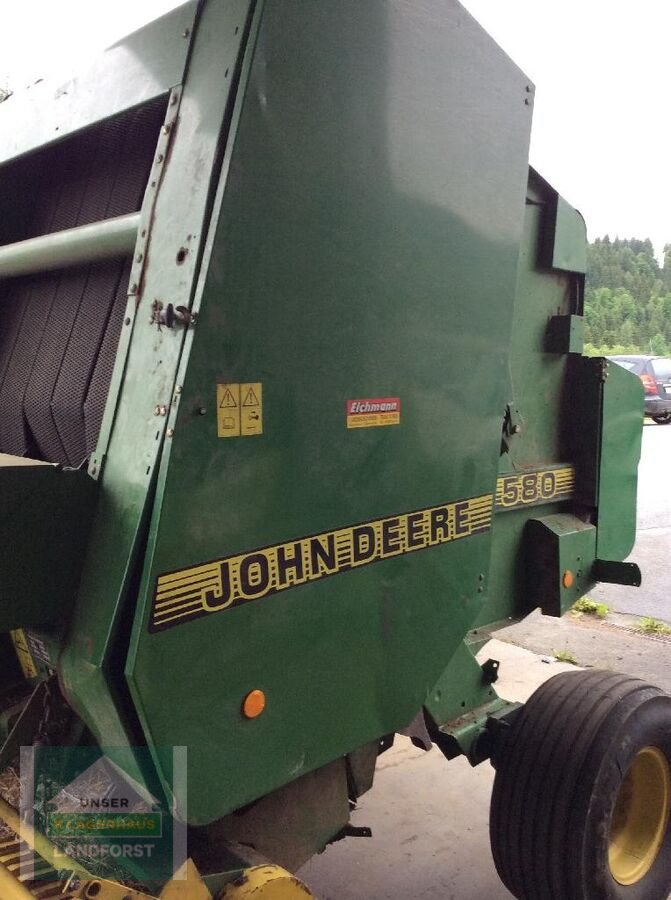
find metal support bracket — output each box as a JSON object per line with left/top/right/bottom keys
{"left": 432, "top": 697, "right": 522, "bottom": 766}
{"left": 425, "top": 641, "right": 519, "bottom": 766}
{"left": 545, "top": 314, "right": 584, "bottom": 354}
{"left": 593, "top": 559, "right": 642, "bottom": 586}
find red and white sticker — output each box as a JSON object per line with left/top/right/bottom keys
{"left": 346, "top": 397, "right": 401, "bottom": 429}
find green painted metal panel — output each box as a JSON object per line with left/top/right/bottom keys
{"left": 546, "top": 314, "right": 584, "bottom": 355}
{"left": 534, "top": 167, "right": 587, "bottom": 275}
{"left": 0, "top": 457, "right": 96, "bottom": 631}
{"left": 426, "top": 641, "right": 499, "bottom": 724}
{"left": 126, "top": 0, "right": 534, "bottom": 823}
{"left": 596, "top": 360, "right": 644, "bottom": 560}
{"left": 527, "top": 514, "right": 597, "bottom": 617}
{"left": 479, "top": 171, "right": 580, "bottom": 627}
{"left": 552, "top": 197, "right": 588, "bottom": 274}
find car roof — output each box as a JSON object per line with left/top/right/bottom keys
{"left": 609, "top": 355, "right": 657, "bottom": 361}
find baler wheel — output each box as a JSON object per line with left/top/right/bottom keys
{"left": 489, "top": 669, "right": 671, "bottom": 899}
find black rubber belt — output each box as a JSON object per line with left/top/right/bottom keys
{"left": 0, "top": 96, "right": 166, "bottom": 466}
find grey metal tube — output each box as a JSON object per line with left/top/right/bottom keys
{"left": 0, "top": 211, "right": 140, "bottom": 279}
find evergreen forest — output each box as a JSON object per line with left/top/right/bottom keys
{"left": 584, "top": 237, "right": 671, "bottom": 357}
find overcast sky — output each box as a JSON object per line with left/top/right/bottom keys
{"left": 1, "top": 1, "right": 668, "bottom": 257}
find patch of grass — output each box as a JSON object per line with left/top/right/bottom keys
{"left": 573, "top": 597, "right": 609, "bottom": 619}
{"left": 638, "top": 617, "right": 671, "bottom": 635}
{"left": 553, "top": 648, "right": 578, "bottom": 665}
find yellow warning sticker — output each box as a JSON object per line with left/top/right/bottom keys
{"left": 217, "top": 383, "right": 263, "bottom": 438}
{"left": 241, "top": 383, "right": 263, "bottom": 436}
{"left": 10, "top": 628, "right": 38, "bottom": 679}
{"left": 149, "top": 491, "right": 493, "bottom": 631}
{"left": 217, "top": 384, "right": 240, "bottom": 437}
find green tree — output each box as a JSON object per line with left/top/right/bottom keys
{"left": 584, "top": 236, "right": 670, "bottom": 355}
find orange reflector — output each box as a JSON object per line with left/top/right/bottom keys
{"left": 562, "top": 570, "right": 575, "bottom": 589}
{"left": 243, "top": 689, "right": 266, "bottom": 719}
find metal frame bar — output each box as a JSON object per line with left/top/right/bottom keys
{"left": 0, "top": 213, "right": 139, "bottom": 279}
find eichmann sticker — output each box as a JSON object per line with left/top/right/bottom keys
{"left": 346, "top": 396, "right": 400, "bottom": 428}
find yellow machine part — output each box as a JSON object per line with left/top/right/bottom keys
{"left": 219, "top": 866, "right": 314, "bottom": 899}
{"left": 0, "top": 797, "right": 314, "bottom": 899}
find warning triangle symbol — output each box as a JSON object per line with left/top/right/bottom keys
{"left": 242, "top": 387, "right": 260, "bottom": 407}
{"left": 219, "top": 388, "right": 237, "bottom": 408}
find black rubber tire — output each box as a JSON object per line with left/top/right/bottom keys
{"left": 652, "top": 414, "right": 671, "bottom": 424}
{"left": 490, "top": 669, "right": 671, "bottom": 900}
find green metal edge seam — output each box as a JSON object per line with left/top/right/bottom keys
{"left": 124, "top": 0, "right": 265, "bottom": 810}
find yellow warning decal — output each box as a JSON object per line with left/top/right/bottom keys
{"left": 150, "top": 492, "right": 494, "bottom": 632}
{"left": 241, "top": 383, "right": 263, "bottom": 435}
{"left": 217, "top": 383, "right": 263, "bottom": 437}
{"left": 217, "top": 384, "right": 240, "bottom": 437}
{"left": 10, "top": 628, "right": 38, "bottom": 680}
{"left": 495, "top": 465, "right": 575, "bottom": 511}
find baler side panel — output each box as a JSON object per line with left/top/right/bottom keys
{"left": 127, "top": 0, "right": 534, "bottom": 824}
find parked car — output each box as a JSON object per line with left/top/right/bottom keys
{"left": 609, "top": 355, "right": 671, "bottom": 423}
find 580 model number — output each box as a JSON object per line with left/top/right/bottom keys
{"left": 495, "top": 466, "right": 575, "bottom": 511}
